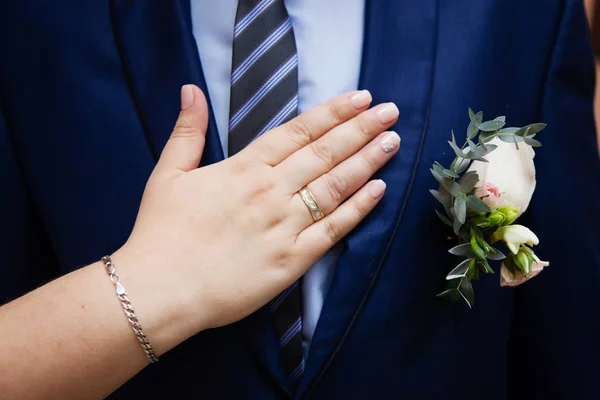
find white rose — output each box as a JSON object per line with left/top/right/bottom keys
{"left": 467, "top": 137, "right": 536, "bottom": 216}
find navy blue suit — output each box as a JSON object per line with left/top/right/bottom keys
{"left": 1, "top": 1, "right": 599, "bottom": 399}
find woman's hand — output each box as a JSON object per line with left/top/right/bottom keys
{"left": 0, "top": 85, "right": 400, "bottom": 399}
{"left": 116, "top": 84, "right": 400, "bottom": 340}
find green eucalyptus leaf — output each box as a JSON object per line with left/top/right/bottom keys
{"left": 435, "top": 209, "right": 452, "bottom": 227}
{"left": 437, "top": 288, "right": 456, "bottom": 299}
{"left": 459, "top": 173, "right": 480, "bottom": 193}
{"left": 467, "top": 121, "right": 479, "bottom": 139}
{"left": 514, "top": 127, "right": 528, "bottom": 137}
{"left": 467, "top": 139, "right": 477, "bottom": 152}
{"left": 474, "top": 157, "right": 489, "bottom": 163}
{"left": 465, "top": 144, "right": 497, "bottom": 160}
{"left": 448, "top": 140, "right": 464, "bottom": 158}
{"left": 454, "top": 194, "right": 467, "bottom": 224}
{"left": 451, "top": 129, "right": 458, "bottom": 145}
{"left": 479, "top": 119, "right": 505, "bottom": 132}
{"left": 497, "top": 134, "right": 524, "bottom": 144}
{"left": 442, "top": 168, "right": 460, "bottom": 179}
{"left": 441, "top": 178, "right": 461, "bottom": 197}
{"left": 479, "top": 131, "right": 496, "bottom": 144}
{"left": 486, "top": 248, "right": 506, "bottom": 261}
{"left": 497, "top": 127, "right": 519, "bottom": 135}
{"left": 466, "top": 195, "right": 491, "bottom": 213}
{"left": 430, "top": 188, "right": 451, "bottom": 209}
{"left": 458, "top": 277, "right": 475, "bottom": 308}
{"left": 453, "top": 216, "right": 462, "bottom": 235}
{"left": 475, "top": 111, "right": 483, "bottom": 124}
{"left": 448, "top": 243, "right": 474, "bottom": 257}
{"left": 451, "top": 157, "right": 470, "bottom": 174}
{"left": 437, "top": 286, "right": 462, "bottom": 303}
{"left": 515, "top": 123, "right": 546, "bottom": 136}
{"left": 482, "top": 144, "right": 498, "bottom": 153}
{"left": 430, "top": 168, "right": 444, "bottom": 183}
{"left": 446, "top": 258, "right": 473, "bottom": 279}
{"left": 524, "top": 136, "right": 542, "bottom": 147}
{"left": 528, "top": 123, "right": 547, "bottom": 134}
{"left": 468, "top": 108, "right": 475, "bottom": 121}
{"left": 494, "top": 116, "right": 506, "bottom": 123}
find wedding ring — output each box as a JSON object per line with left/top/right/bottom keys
{"left": 298, "top": 187, "right": 324, "bottom": 222}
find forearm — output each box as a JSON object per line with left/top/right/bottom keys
{"left": 0, "top": 249, "right": 198, "bottom": 399}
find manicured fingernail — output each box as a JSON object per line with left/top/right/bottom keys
{"left": 350, "top": 90, "right": 372, "bottom": 109}
{"left": 181, "top": 85, "right": 195, "bottom": 110}
{"left": 380, "top": 131, "right": 401, "bottom": 153}
{"left": 376, "top": 103, "right": 399, "bottom": 124}
{"left": 368, "top": 180, "right": 386, "bottom": 199}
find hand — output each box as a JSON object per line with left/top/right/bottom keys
{"left": 116, "top": 85, "right": 400, "bottom": 338}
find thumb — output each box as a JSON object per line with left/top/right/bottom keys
{"left": 155, "top": 85, "right": 209, "bottom": 174}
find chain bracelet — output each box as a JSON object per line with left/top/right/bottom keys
{"left": 101, "top": 256, "right": 159, "bottom": 363}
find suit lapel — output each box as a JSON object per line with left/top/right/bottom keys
{"left": 110, "top": 0, "right": 224, "bottom": 166}
{"left": 298, "top": 0, "right": 440, "bottom": 397}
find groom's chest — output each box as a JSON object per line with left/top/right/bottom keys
{"left": 0, "top": 0, "right": 558, "bottom": 270}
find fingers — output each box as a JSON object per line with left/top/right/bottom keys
{"left": 294, "top": 180, "right": 387, "bottom": 257}
{"left": 244, "top": 90, "right": 372, "bottom": 166}
{"left": 290, "top": 131, "right": 400, "bottom": 227}
{"left": 276, "top": 102, "right": 399, "bottom": 191}
{"left": 154, "top": 85, "right": 209, "bottom": 176}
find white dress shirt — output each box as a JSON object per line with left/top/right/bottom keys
{"left": 191, "top": 0, "right": 365, "bottom": 355}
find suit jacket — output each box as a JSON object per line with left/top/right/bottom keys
{"left": 1, "top": 1, "right": 599, "bottom": 399}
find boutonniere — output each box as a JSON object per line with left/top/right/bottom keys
{"left": 431, "top": 109, "right": 549, "bottom": 307}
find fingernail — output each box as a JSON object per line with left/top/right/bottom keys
{"left": 368, "top": 180, "right": 386, "bottom": 199}
{"left": 350, "top": 90, "right": 372, "bottom": 109}
{"left": 380, "top": 131, "right": 401, "bottom": 153}
{"left": 376, "top": 103, "right": 399, "bottom": 124}
{"left": 181, "top": 85, "right": 195, "bottom": 110}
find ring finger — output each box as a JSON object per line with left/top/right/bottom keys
{"left": 290, "top": 130, "right": 401, "bottom": 228}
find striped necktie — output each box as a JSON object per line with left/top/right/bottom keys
{"left": 228, "top": 0, "right": 299, "bottom": 155}
{"left": 228, "top": 0, "right": 304, "bottom": 387}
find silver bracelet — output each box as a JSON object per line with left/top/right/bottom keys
{"left": 101, "top": 255, "right": 159, "bottom": 363}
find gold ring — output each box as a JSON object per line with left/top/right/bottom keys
{"left": 298, "top": 187, "right": 324, "bottom": 222}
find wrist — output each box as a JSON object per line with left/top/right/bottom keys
{"left": 110, "top": 244, "right": 209, "bottom": 356}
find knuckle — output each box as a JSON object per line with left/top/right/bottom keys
{"left": 361, "top": 152, "right": 379, "bottom": 169}
{"left": 171, "top": 123, "right": 198, "bottom": 139}
{"left": 324, "top": 173, "right": 349, "bottom": 202}
{"left": 356, "top": 115, "right": 374, "bottom": 140}
{"left": 327, "top": 101, "right": 344, "bottom": 124}
{"left": 274, "top": 251, "right": 293, "bottom": 270}
{"left": 310, "top": 141, "right": 334, "bottom": 165}
{"left": 353, "top": 196, "right": 371, "bottom": 217}
{"left": 174, "top": 114, "right": 194, "bottom": 130}
{"left": 323, "top": 219, "right": 342, "bottom": 244}
{"left": 284, "top": 118, "right": 314, "bottom": 148}
{"left": 232, "top": 158, "right": 249, "bottom": 174}
{"left": 247, "top": 176, "right": 277, "bottom": 200}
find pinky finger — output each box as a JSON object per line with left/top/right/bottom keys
{"left": 295, "top": 179, "right": 387, "bottom": 256}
